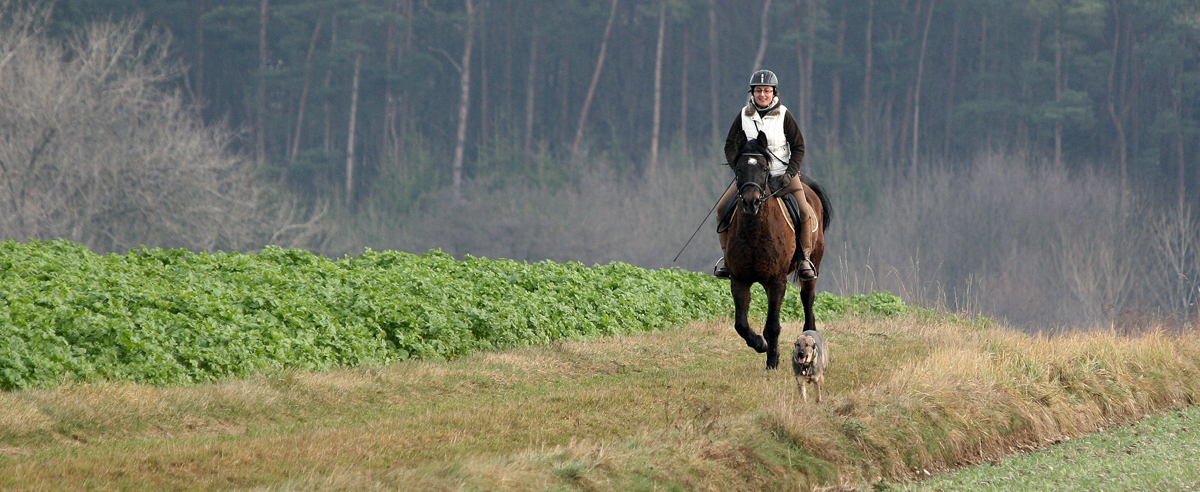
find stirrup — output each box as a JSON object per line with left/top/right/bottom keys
{"left": 797, "top": 258, "right": 816, "bottom": 281}
{"left": 713, "top": 257, "right": 731, "bottom": 279}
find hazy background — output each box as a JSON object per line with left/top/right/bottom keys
{"left": 2, "top": 0, "right": 1198, "bottom": 329}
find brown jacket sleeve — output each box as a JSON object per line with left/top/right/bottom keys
{"left": 783, "top": 110, "right": 805, "bottom": 177}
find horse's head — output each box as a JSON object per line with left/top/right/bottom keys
{"left": 734, "top": 140, "right": 772, "bottom": 216}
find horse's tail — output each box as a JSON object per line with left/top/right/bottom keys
{"left": 800, "top": 175, "right": 832, "bottom": 231}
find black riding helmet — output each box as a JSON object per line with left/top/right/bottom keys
{"left": 748, "top": 70, "right": 778, "bottom": 91}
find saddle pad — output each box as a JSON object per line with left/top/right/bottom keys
{"left": 718, "top": 194, "right": 800, "bottom": 234}
{"left": 777, "top": 197, "right": 795, "bottom": 233}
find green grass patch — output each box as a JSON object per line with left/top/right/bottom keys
{"left": 0, "top": 239, "right": 903, "bottom": 389}
{"left": 899, "top": 405, "right": 1200, "bottom": 491}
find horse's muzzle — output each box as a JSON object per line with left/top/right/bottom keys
{"left": 740, "top": 194, "right": 766, "bottom": 216}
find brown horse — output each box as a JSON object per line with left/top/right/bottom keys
{"left": 722, "top": 140, "right": 831, "bottom": 370}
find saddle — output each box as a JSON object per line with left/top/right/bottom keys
{"left": 717, "top": 185, "right": 805, "bottom": 234}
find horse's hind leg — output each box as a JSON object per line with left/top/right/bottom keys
{"left": 763, "top": 278, "right": 787, "bottom": 370}
{"left": 731, "top": 279, "right": 767, "bottom": 353}
{"left": 801, "top": 278, "right": 818, "bottom": 332}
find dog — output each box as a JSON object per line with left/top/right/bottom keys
{"left": 791, "top": 330, "right": 828, "bottom": 403}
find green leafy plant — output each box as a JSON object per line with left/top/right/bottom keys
{"left": 0, "top": 240, "right": 905, "bottom": 389}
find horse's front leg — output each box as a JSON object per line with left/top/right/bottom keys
{"left": 800, "top": 277, "right": 817, "bottom": 332}
{"left": 731, "top": 279, "right": 767, "bottom": 353}
{"left": 763, "top": 277, "right": 788, "bottom": 370}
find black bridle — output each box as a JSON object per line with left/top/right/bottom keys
{"left": 736, "top": 152, "right": 790, "bottom": 212}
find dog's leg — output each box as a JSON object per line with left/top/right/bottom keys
{"left": 815, "top": 375, "right": 823, "bottom": 403}
{"left": 800, "top": 379, "right": 808, "bottom": 403}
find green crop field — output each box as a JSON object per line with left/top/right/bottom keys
{"left": 0, "top": 239, "right": 903, "bottom": 390}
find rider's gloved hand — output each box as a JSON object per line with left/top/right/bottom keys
{"left": 768, "top": 174, "right": 788, "bottom": 193}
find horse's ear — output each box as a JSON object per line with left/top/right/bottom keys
{"left": 756, "top": 132, "right": 769, "bottom": 150}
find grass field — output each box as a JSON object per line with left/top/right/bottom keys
{"left": 2, "top": 312, "right": 1199, "bottom": 491}
{"left": 899, "top": 404, "right": 1200, "bottom": 491}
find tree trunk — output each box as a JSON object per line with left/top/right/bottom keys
{"left": 900, "top": 0, "right": 923, "bottom": 172}
{"left": 194, "top": 0, "right": 206, "bottom": 111}
{"left": 911, "top": 0, "right": 934, "bottom": 176}
{"left": 977, "top": 14, "right": 987, "bottom": 94}
{"left": 885, "top": 90, "right": 894, "bottom": 177}
{"left": 400, "top": 0, "right": 413, "bottom": 155}
{"left": 1176, "top": 65, "right": 1186, "bottom": 210}
{"left": 1106, "top": 0, "right": 1129, "bottom": 200}
{"left": 256, "top": 0, "right": 269, "bottom": 165}
{"left": 862, "top": 0, "right": 873, "bottom": 135}
{"left": 558, "top": 58, "right": 570, "bottom": 145}
{"left": 290, "top": 19, "right": 323, "bottom": 161}
{"left": 709, "top": 0, "right": 720, "bottom": 143}
{"left": 899, "top": 83, "right": 912, "bottom": 172}
{"left": 752, "top": 0, "right": 772, "bottom": 71}
{"left": 572, "top": 0, "right": 619, "bottom": 158}
{"left": 649, "top": 0, "right": 666, "bottom": 179}
{"left": 830, "top": 7, "right": 846, "bottom": 147}
{"left": 323, "top": 14, "right": 337, "bottom": 154}
{"left": 452, "top": 0, "right": 477, "bottom": 202}
{"left": 802, "top": 0, "right": 815, "bottom": 136}
{"left": 680, "top": 27, "right": 690, "bottom": 159}
{"left": 503, "top": 0, "right": 514, "bottom": 123}
{"left": 1054, "top": 25, "right": 1063, "bottom": 169}
{"left": 1018, "top": 17, "right": 1042, "bottom": 157}
{"left": 383, "top": 1, "right": 400, "bottom": 166}
{"left": 795, "top": 0, "right": 813, "bottom": 137}
{"left": 478, "top": 9, "right": 489, "bottom": 144}
{"left": 943, "top": 6, "right": 959, "bottom": 158}
{"left": 523, "top": 27, "right": 538, "bottom": 161}
{"left": 345, "top": 51, "right": 362, "bottom": 203}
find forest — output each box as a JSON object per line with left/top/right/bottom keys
{"left": 36, "top": 0, "right": 1197, "bottom": 199}
{"left": 1, "top": 0, "right": 1198, "bottom": 327}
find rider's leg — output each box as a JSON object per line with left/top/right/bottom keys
{"left": 714, "top": 182, "right": 737, "bottom": 277}
{"left": 787, "top": 175, "right": 817, "bottom": 280}
{"left": 716, "top": 182, "right": 737, "bottom": 250}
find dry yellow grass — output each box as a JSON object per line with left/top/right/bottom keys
{"left": 1, "top": 314, "right": 1198, "bottom": 491}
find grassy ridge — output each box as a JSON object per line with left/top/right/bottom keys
{"left": 2, "top": 315, "right": 1198, "bottom": 491}
{"left": 0, "top": 240, "right": 903, "bottom": 390}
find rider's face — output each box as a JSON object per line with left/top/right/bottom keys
{"left": 752, "top": 86, "right": 774, "bottom": 107}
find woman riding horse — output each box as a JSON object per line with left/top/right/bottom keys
{"left": 714, "top": 70, "right": 818, "bottom": 281}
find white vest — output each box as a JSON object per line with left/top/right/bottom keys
{"left": 739, "top": 103, "right": 790, "bottom": 176}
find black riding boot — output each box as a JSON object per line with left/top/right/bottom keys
{"left": 797, "top": 256, "right": 816, "bottom": 281}
{"left": 797, "top": 231, "right": 816, "bottom": 281}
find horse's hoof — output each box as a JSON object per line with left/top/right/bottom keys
{"left": 766, "top": 355, "right": 780, "bottom": 370}
{"left": 746, "top": 336, "right": 768, "bottom": 353}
